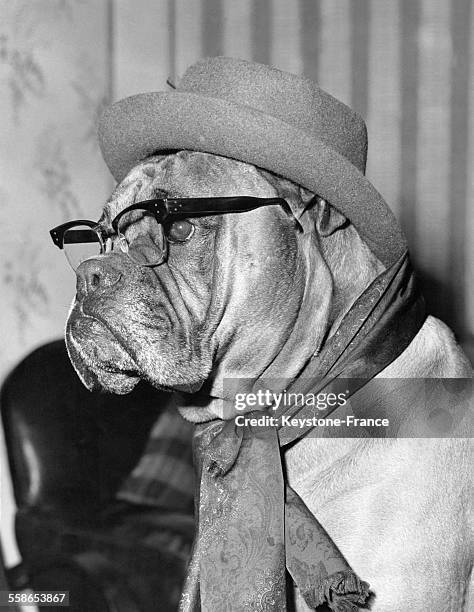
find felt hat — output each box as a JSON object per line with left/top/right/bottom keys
{"left": 98, "top": 56, "right": 406, "bottom": 266}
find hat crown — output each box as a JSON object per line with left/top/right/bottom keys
{"left": 178, "top": 57, "right": 367, "bottom": 173}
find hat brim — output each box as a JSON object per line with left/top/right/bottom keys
{"left": 98, "top": 91, "right": 406, "bottom": 266}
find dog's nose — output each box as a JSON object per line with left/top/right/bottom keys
{"left": 75, "top": 258, "right": 121, "bottom": 299}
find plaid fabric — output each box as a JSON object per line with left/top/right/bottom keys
{"left": 117, "top": 406, "right": 195, "bottom": 513}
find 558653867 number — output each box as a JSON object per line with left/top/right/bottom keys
{"left": 0, "top": 591, "right": 69, "bottom": 607}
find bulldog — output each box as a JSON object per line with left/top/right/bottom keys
{"left": 61, "top": 150, "right": 472, "bottom": 611}
{"left": 51, "top": 58, "right": 473, "bottom": 611}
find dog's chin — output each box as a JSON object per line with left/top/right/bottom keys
{"left": 78, "top": 362, "right": 141, "bottom": 394}
{"left": 66, "top": 314, "right": 207, "bottom": 396}
{"left": 66, "top": 315, "right": 141, "bottom": 394}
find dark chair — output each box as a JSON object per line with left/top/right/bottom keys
{"left": 1, "top": 340, "right": 194, "bottom": 612}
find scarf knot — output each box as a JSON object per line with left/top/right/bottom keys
{"left": 203, "top": 418, "right": 243, "bottom": 477}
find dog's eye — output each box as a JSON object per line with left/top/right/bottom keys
{"left": 167, "top": 219, "right": 195, "bottom": 243}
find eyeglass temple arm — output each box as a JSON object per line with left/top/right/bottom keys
{"left": 111, "top": 196, "right": 289, "bottom": 229}
{"left": 163, "top": 196, "right": 289, "bottom": 216}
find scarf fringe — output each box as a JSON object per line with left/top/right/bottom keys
{"left": 302, "top": 570, "right": 370, "bottom": 611}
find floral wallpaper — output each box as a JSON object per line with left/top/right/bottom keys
{"left": 0, "top": 0, "right": 111, "bottom": 369}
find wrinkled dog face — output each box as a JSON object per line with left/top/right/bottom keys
{"left": 66, "top": 151, "right": 312, "bottom": 400}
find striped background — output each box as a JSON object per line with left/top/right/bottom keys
{"left": 112, "top": 0, "right": 474, "bottom": 349}
{"left": 0, "top": 0, "right": 473, "bottom": 566}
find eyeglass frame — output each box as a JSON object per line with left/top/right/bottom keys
{"left": 50, "top": 196, "right": 294, "bottom": 264}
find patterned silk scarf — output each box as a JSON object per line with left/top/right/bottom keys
{"left": 179, "top": 252, "right": 426, "bottom": 611}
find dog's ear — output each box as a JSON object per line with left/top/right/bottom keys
{"left": 299, "top": 188, "right": 348, "bottom": 237}
{"left": 256, "top": 169, "right": 348, "bottom": 236}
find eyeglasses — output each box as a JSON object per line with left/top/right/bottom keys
{"left": 50, "top": 196, "right": 290, "bottom": 271}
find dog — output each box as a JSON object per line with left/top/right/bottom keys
{"left": 56, "top": 58, "right": 473, "bottom": 611}
{"left": 64, "top": 150, "right": 472, "bottom": 611}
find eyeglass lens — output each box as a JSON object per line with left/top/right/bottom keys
{"left": 63, "top": 225, "right": 103, "bottom": 270}
{"left": 116, "top": 209, "right": 168, "bottom": 266}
